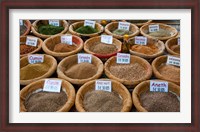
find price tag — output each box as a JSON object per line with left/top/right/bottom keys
{"left": 116, "top": 53, "right": 130, "bottom": 64}
{"left": 135, "top": 36, "right": 147, "bottom": 45}
{"left": 118, "top": 22, "right": 130, "bottom": 30}
{"left": 78, "top": 53, "right": 92, "bottom": 63}
{"left": 49, "top": 20, "right": 60, "bottom": 26}
{"left": 95, "top": 80, "right": 112, "bottom": 92}
{"left": 43, "top": 79, "right": 62, "bottom": 93}
{"left": 28, "top": 54, "right": 44, "bottom": 64}
{"left": 178, "top": 37, "right": 180, "bottom": 45}
{"left": 26, "top": 37, "right": 38, "bottom": 47}
{"left": 19, "top": 20, "right": 23, "bottom": 26}
{"left": 149, "top": 24, "right": 159, "bottom": 32}
{"left": 61, "top": 35, "right": 72, "bottom": 45}
{"left": 166, "top": 55, "right": 180, "bottom": 67}
{"left": 84, "top": 20, "right": 96, "bottom": 28}
{"left": 150, "top": 81, "right": 168, "bottom": 92}
{"left": 101, "top": 35, "right": 113, "bottom": 44}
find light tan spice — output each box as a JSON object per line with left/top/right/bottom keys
{"left": 148, "top": 29, "right": 171, "bottom": 37}
{"left": 53, "top": 43, "right": 77, "bottom": 53}
{"left": 131, "top": 43, "right": 159, "bottom": 55}
{"left": 158, "top": 64, "right": 180, "bottom": 80}
{"left": 89, "top": 42, "right": 118, "bottom": 54}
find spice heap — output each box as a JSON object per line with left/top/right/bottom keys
{"left": 25, "top": 90, "right": 67, "bottom": 112}
{"left": 89, "top": 43, "right": 118, "bottom": 54}
{"left": 110, "top": 63, "right": 146, "bottom": 80}
{"left": 38, "top": 24, "right": 64, "bottom": 35}
{"left": 75, "top": 26, "right": 98, "bottom": 34}
{"left": 112, "top": 29, "right": 133, "bottom": 36}
{"left": 83, "top": 90, "right": 123, "bottom": 112}
{"left": 20, "top": 44, "right": 37, "bottom": 55}
{"left": 158, "top": 64, "right": 180, "bottom": 81}
{"left": 20, "top": 25, "right": 27, "bottom": 35}
{"left": 20, "top": 63, "right": 50, "bottom": 80}
{"left": 64, "top": 62, "right": 97, "bottom": 79}
{"left": 140, "top": 91, "right": 180, "bottom": 112}
{"left": 131, "top": 43, "right": 159, "bottom": 55}
{"left": 148, "top": 29, "right": 171, "bottom": 37}
{"left": 53, "top": 43, "right": 78, "bottom": 53}
{"left": 170, "top": 45, "right": 180, "bottom": 54}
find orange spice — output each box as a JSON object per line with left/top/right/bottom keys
{"left": 131, "top": 43, "right": 159, "bottom": 55}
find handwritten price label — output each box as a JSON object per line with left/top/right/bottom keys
{"left": 95, "top": 80, "right": 112, "bottom": 92}
{"left": 28, "top": 55, "right": 44, "bottom": 64}
{"left": 78, "top": 53, "right": 92, "bottom": 63}
{"left": 26, "top": 37, "right": 38, "bottom": 47}
{"left": 61, "top": 35, "right": 72, "bottom": 45}
{"left": 19, "top": 20, "right": 23, "bottom": 26}
{"left": 43, "top": 79, "right": 62, "bottom": 93}
{"left": 49, "top": 20, "right": 60, "bottom": 26}
{"left": 167, "top": 55, "right": 180, "bottom": 67}
{"left": 84, "top": 20, "right": 96, "bottom": 28}
{"left": 149, "top": 24, "right": 159, "bottom": 32}
{"left": 118, "top": 22, "right": 130, "bottom": 30}
{"left": 101, "top": 35, "right": 113, "bottom": 44}
{"left": 150, "top": 81, "right": 168, "bottom": 92}
{"left": 135, "top": 36, "right": 147, "bottom": 45}
{"left": 116, "top": 53, "right": 130, "bottom": 64}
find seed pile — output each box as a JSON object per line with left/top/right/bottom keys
{"left": 110, "top": 63, "right": 146, "bottom": 80}
{"left": 148, "top": 29, "right": 171, "bottom": 37}
{"left": 140, "top": 91, "right": 180, "bottom": 112}
{"left": 20, "top": 44, "right": 37, "bottom": 55}
{"left": 89, "top": 43, "right": 118, "bottom": 54}
{"left": 131, "top": 43, "right": 159, "bottom": 55}
{"left": 83, "top": 90, "right": 123, "bottom": 112}
{"left": 64, "top": 62, "right": 97, "bottom": 79}
{"left": 53, "top": 43, "right": 77, "bottom": 53}
{"left": 75, "top": 26, "right": 98, "bottom": 34}
{"left": 112, "top": 29, "right": 133, "bottom": 36}
{"left": 25, "top": 91, "right": 67, "bottom": 112}
{"left": 38, "top": 24, "right": 64, "bottom": 35}
{"left": 20, "top": 25, "right": 27, "bottom": 35}
{"left": 170, "top": 45, "right": 180, "bottom": 54}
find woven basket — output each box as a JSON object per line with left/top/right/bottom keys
{"left": 31, "top": 20, "right": 69, "bottom": 39}
{"left": 42, "top": 34, "right": 84, "bottom": 61}
{"left": 104, "top": 55, "right": 152, "bottom": 88}
{"left": 152, "top": 55, "right": 180, "bottom": 85}
{"left": 125, "top": 20, "right": 152, "bottom": 27}
{"left": 104, "top": 22, "right": 140, "bottom": 40}
{"left": 140, "top": 23, "right": 178, "bottom": 41}
{"left": 57, "top": 54, "right": 104, "bottom": 85}
{"left": 128, "top": 37, "right": 165, "bottom": 59}
{"left": 84, "top": 36, "right": 122, "bottom": 62}
{"left": 165, "top": 37, "right": 180, "bottom": 55}
{"left": 20, "top": 78, "right": 75, "bottom": 112}
{"left": 69, "top": 21, "right": 104, "bottom": 40}
{"left": 75, "top": 79, "right": 132, "bottom": 112}
{"left": 132, "top": 80, "right": 180, "bottom": 112}
{"left": 20, "top": 54, "right": 57, "bottom": 85}
{"left": 21, "top": 20, "right": 31, "bottom": 36}
{"left": 20, "top": 36, "right": 43, "bottom": 58}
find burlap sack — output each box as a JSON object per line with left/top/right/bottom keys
{"left": 165, "top": 37, "right": 180, "bottom": 55}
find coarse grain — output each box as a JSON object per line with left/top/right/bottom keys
{"left": 89, "top": 42, "right": 118, "bottom": 54}
{"left": 53, "top": 43, "right": 77, "bottom": 53}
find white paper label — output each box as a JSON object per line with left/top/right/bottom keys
{"left": 149, "top": 24, "right": 159, "bottom": 32}
{"left": 118, "top": 22, "right": 130, "bottom": 30}
{"left": 135, "top": 36, "right": 147, "bottom": 45}
{"left": 116, "top": 53, "right": 130, "bottom": 64}
{"left": 78, "top": 54, "right": 92, "bottom": 63}
{"left": 84, "top": 20, "right": 96, "bottom": 28}
{"left": 49, "top": 20, "right": 60, "bottom": 26}
{"left": 43, "top": 79, "right": 62, "bottom": 93}
{"left": 95, "top": 80, "right": 112, "bottom": 92}
{"left": 61, "top": 35, "right": 72, "bottom": 45}
{"left": 101, "top": 35, "right": 113, "bottom": 44}
{"left": 178, "top": 37, "right": 180, "bottom": 45}
{"left": 150, "top": 81, "right": 168, "bottom": 92}
{"left": 19, "top": 20, "right": 23, "bottom": 26}
{"left": 26, "top": 37, "right": 38, "bottom": 47}
{"left": 28, "top": 55, "right": 44, "bottom": 64}
{"left": 167, "top": 55, "right": 180, "bottom": 66}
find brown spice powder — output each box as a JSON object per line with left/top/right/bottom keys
{"left": 109, "top": 63, "right": 146, "bottom": 80}
{"left": 170, "top": 45, "right": 180, "bottom": 54}
{"left": 25, "top": 90, "right": 67, "bottom": 112}
{"left": 53, "top": 43, "right": 77, "bottom": 53}
{"left": 64, "top": 62, "right": 97, "bottom": 79}
{"left": 83, "top": 90, "right": 123, "bottom": 112}
{"left": 20, "top": 44, "right": 37, "bottom": 55}
{"left": 131, "top": 44, "right": 159, "bottom": 55}
{"left": 89, "top": 42, "right": 118, "bottom": 54}
{"left": 140, "top": 91, "right": 180, "bottom": 112}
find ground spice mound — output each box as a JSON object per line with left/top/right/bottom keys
{"left": 53, "top": 43, "right": 77, "bottom": 53}
{"left": 140, "top": 91, "right": 180, "bottom": 112}
{"left": 148, "top": 29, "right": 171, "bottom": 37}
{"left": 20, "top": 25, "right": 27, "bottom": 35}
{"left": 112, "top": 29, "right": 133, "bottom": 36}
{"left": 170, "top": 45, "right": 180, "bottom": 54}
{"left": 64, "top": 62, "right": 97, "bottom": 79}
{"left": 89, "top": 43, "right": 118, "bottom": 54}
{"left": 20, "top": 44, "right": 37, "bottom": 55}
{"left": 158, "top": 64, "right": 180, "bottom": 81}
{"left": 75, "top": 26, "right": 98, "bottom": 34}
{"left": 83, "top": 90, "right": 123, "bottom": 112}
{"left": 25, "top": 91, "right": 67, "bottom": 112}
{"left": 38, "top": 24, "right": 64, "bottom": 35}
{"left": 110, "top": 63, "right": 146, "bottom": 80}
{"left": 20, "top": 63, "right": 50, "bottom": 80}
{"left": 131, "top": 44, "right": 159, "bottom": 55}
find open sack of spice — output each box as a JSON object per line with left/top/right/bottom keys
{"left": 20, "top": 20, "right": 31, "bottom": 36}
{"left": 20, "top": 78, "right": 75, "bottom": 112}
{"left": 42, "top": 34, "right": 84, "bottom": 60}
{"left": 75, "top": 79, "right": 132, "bottom": 112}
{"left": 132, "top": 80, "right": 180, "bottom": 112}
{"left": 31, "top": 20, "right": 69, "bottom": 39}
{"left": 57, "top": 54, "right": 104, "bottom": 86}
{"left": 20, "top": 54, "right": 57, "bottom": 85}
{"left": 20, "top": 36, "right": 43, "bottom": 58}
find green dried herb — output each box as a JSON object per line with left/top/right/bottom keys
{"left": 75, "top": 26, "right": 98, "bottom": 34}
{"left": 38, "top": 24, "right": 64, "bottom": 35}
{"left": 112, "top": 29, "right": 133, "bottom": 36}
